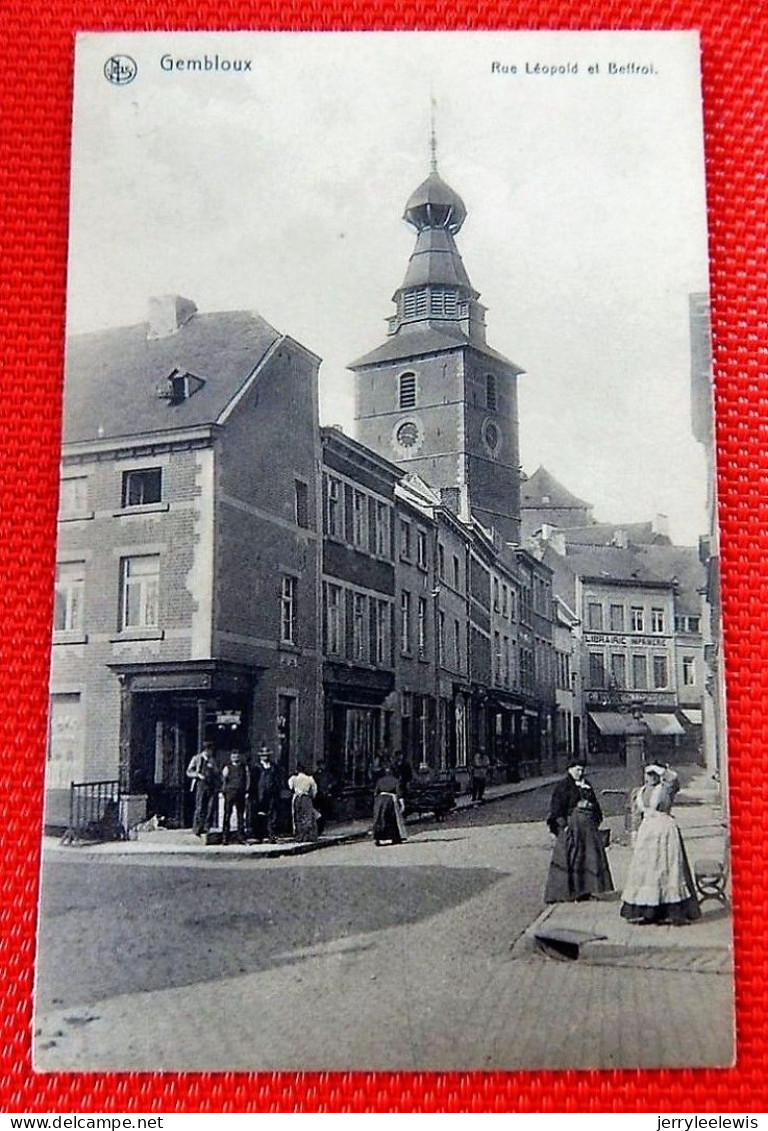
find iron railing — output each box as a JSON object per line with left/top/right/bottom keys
{"left": 63, "top": 779, "right": 125, "bottom": 843}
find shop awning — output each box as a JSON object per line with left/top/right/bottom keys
{"left": 588, "top": 711, "right": 630, "bottom": 735}
{"left": 643, "top": 713, "right": 685, "bottom": 736}
{"left": 682, "top": 709, "right": 702, "bottom": 725}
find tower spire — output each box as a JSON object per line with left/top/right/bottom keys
{"left": 429, "top": 94, "right": 438, "bottom": 174}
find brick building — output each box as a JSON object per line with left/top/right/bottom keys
{"left": 48, "top": 298, "right": 322, "bottom": 827}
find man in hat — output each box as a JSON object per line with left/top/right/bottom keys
{"left": 186, "top": 740, "right": 218, "bottom": 837}
{"left": 250, "top": 744, "right": 281, "bottom": 843}
{"left": 221, "top": 749, "right": 250, "bottom": 845}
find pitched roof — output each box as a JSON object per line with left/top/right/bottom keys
{"left": 63, "top": 310, "right": 285, "bottom": 445}
{"left": 564, "top": 545, "right": 672, "bottom": 586}
{"left": 521, "top": 466, "right": 591, "bottom": 511}
{"left": 349, "top": 322, "right": 524, "bottom": 372}
{"left": 561, "top": 521, "right": 671, "bottom": 547}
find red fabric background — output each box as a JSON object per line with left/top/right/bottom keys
{"left": 0, "top": 1, "right": 765, "bottom": 1114}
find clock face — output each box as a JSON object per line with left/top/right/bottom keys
{"left": 392, "top": 417, "right": 424, "bottom": 456}
{"left": 396, "top": 421, "right": 420, "bottom": 448}
{"left": 482, "top": 418, "right": 502, "bottom": 457}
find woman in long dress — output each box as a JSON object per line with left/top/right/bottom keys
{"left": 544, "top": 761, "right": 614, "bottom": 903}
{"left": 288, "top": 763, "right": 319, "bottom": 843}
{"left": 620, "top": 765, "right": 701, "bottom": 925}
{"left": 372, "top": 764, "right": 407, "bottom": 846}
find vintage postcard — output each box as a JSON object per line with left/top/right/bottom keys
{"left": 34, "top": 30, "right": 732, "bottom": 1071}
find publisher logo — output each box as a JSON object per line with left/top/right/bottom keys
{"left": 104, "top": 55, "right": 137, "bottom": 85}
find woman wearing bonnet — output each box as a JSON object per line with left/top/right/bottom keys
{"left": 544, "top": 760, "right": 614, "bottom": 903}
{"left": 620, "top": 763, "right": 701, "bottom": 925}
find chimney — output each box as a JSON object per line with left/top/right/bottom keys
{"left": 550, "top": 530, "right": 566, "bottom": 556}
{"left": 653, "top": 512, "right": 670, "bottom": 538}
{"left": 440, "top": 487, "right": 461, "bottom": 516}
{"left": 613, "top": 528, "right": 628, "bottom": 549}
{"left": 147, "top": 295, "right": 198, "bottom": 340}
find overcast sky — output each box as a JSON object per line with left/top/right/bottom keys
{"left": 68, "top": 31, "right": 711, "bottom": 544}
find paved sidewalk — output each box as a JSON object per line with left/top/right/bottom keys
{"left": 513, "top": 770, "right": 732, "bottom": 974}
{"left": 42, "top": 772, "right": 562, "bottom": 862}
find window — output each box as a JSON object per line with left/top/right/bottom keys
{"left": 632, "top": 654, "right": 648, "bottom": 690}
{"left": 503, "top": 636, "right": 511, "bottom": 687}
{"left": 54, "top": 561, "right": 85, "bottom": 632}
{"left": 326, "top": 476, "right": 342, "bottom": 538}
{"left": 280, "top": 576, "right": 296, "bottom": 644}
{"left": 683, "top": 655, "right": 696, "bottom": 686}
{"left": 437, "top": 543, "right": 445, "bottom": 578}
{"left": 399, "top": 519, "right": 412, "bottom": 559}
{"left": 454, "top": 618, "right": 462, "bottom": 671}
{"left": 587, "top": 602, "right": 603, "bottom": 631}
{"left": 588, "top": 652, "right": 605, "bottom": 688}
{"left": 653, "top": 654, "right": 668, "bottom": 689}
{"left": 502, "top": 585, "right": 509, "bottom": 617}
{"left": 418, "top": 597, "right": 428, "bottom": 655}
{"left": 494, "top": 631, "right": 502, "bottom": 684}
{"left": 403, "top": 290, "right": 428, "bottom": 319}
{"left": 417, "top": 529, "right": 428, "bottom": 569}
{"left": 611, "top": 653, "right": 626, "bottom": 687}
{"left": 674, "top": 615, "right": 684, "bottom": 633}
{"left": 294, "top": 479, "right": 309, "bottom": 529}
{"left": 651, "top": 607, "right": 665, "bottom": 633}
{"left": 401, "top": 591, "right": 411, "bottom": 654}
{"left": 452, "top": 554, "right": 460, "bottom": 589}
{"left": 437, "top": 610, "right": 446, "bottom": 666}
{"left": 375, "top": 502, "right": 390, "bottom": 557}
{"left": 609, "top": 604, "right": 625, "bottom": 632}
{"left": 375, "top": 600, "right": 390, "bottom": 665}
{"left": 509, "top": 589, "right": 517, "bottom": 622}
{"left": 486, "top": 373, "right": 497, "bottom": 411}
{"left": 630, "top": 606, "right": 644, "bottom": 632}
{"left": 122, "top": 468, "right": 162, "bottom": 508}
{"left": 493, "top": 578, "right": 500, "bottom": 612}
{"left": 430, "top": 287, "right": 458, "bottom": 317}
{"left": 325, "top": 584, "right": 342, "bottom": 655}
{"left": 352, "top": 490, "right": 367, "bottom": 548}
{"left": 688, "top": 616, "right": 701, "bottom": 634}
{"left": 60, "top": 476, "right": 88, "bottom": 516}
{"left": 399, "top": 372, "right": 417, "bottom": 409}
{"left": 120, "top": 555, "right": 159, "bottom": 630}
{"left": 352, "top": 593, "right": 368, "bottom": 661}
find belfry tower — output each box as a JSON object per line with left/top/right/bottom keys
{"left": 350, "top": 135, "right": 524, "bottom": 546}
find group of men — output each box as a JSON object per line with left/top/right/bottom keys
{"left": 185, "top": 743, "right": 282, "bottom": 845}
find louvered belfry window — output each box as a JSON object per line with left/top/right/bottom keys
{"left": 399, "top": 372, "right": 417, "bottom": 409}
{"left": 430, "top": 287, "right": 458, "bottom": 317}
{"left": 403, "top": 289, "right": 428, "bottom": 319}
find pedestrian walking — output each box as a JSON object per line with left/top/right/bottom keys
{"left": 372, "top": 761, "right": 407, "bottom": 846}
{"left": 221, "top": 749, "right": 250, "bottom": 845}
{"left": 620, "top": 764, "right": 701, "bottom": 925}
{"left": 251, "top": 745, "right": 281, "bottom": 843}
{"left": 470, "top": 750, "right": 490, "bottom": 802}
{"left": 544, "top": 760, "right": 614, "bottom": 903}
{"left": 288, "top": 762, "right": 319, "bottom": 842}
{"left": 186, "top": 741, "right": 218, "bottom": 837}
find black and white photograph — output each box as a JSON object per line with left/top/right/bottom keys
{"left": 35, "top": 29, "right": 732, "bottom": 1071}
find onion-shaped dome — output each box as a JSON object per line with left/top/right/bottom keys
{"left": 403, "top": 171, "right": 467, "bottom": 234}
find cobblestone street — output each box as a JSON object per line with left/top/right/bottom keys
{"left": 35, "top": 776, "right": 734, "bottom": 1072}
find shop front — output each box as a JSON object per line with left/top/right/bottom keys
{"left": 109, "top": 659, "right": 258, "bottom": 827}
{"left": 323, "top": 663, "right": 395, "bottom": 812}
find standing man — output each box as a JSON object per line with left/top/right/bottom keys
{"left": 221, "top": 749, "right": 250, "bottom": 845}
{"left": 471, "top": 749, "right": 491, "bottom": 802}
{"left": 251, "top": 745, "right": 281, "bottom": 843}
{"left": 186, "top": 741, "right": 218, "bottom": 837}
